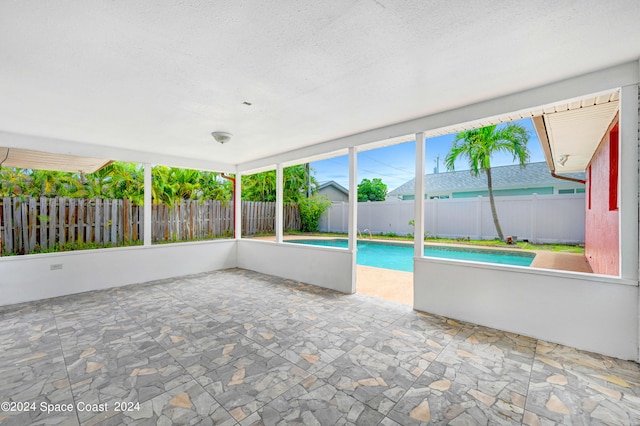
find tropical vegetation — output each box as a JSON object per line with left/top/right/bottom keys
{"left": 241, "top": 165, "right": 315, "bottom": 202}
{"left": 298, "top": 196, "right": 332, "bottom": 232}
{"left": 444, "top": 123, "right": 530, "bottom": 241}
{"left": 0, "top": 162, "right": 331, "bottom": 234}
{"left": 0, "top": 163, "right": 320, "bottom": 206}
{"left": 241, "top": 165, "right": 332, "bottom": 231}
{"left": 0, "top": 163, "right": 231, "bottom": 205}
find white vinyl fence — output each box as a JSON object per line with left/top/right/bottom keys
{"left": 319, "top": 194, "right": 585, "bottom": 244}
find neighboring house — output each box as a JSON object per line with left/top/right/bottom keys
{"left": 388, "top": 162, "right": 585, "bottom": 200}
{"left": 317, "top": 180, "right": 349, "bottom": 202}
{"left": 532, "top": 92, "right": 620, "bottom": 276}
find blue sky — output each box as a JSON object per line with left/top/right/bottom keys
{"left": 311, "top": 118, "right": 544, "bottom": 192}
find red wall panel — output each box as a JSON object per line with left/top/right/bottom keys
{"left": 585, "top": 121, "right": 619, "bottom": 275}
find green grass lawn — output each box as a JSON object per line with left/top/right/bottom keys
{"left": 284, "top": 231, "right": 585, "bottom": 254}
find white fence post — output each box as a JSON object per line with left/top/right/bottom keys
{"left": 530, "top": 193, "right": 538, "bottom": 243}
{"left": 476, "top": 196, "right": 483, "bottom": 239}
{"left": 433, "top": 198, "right": 439, "bottom": 237}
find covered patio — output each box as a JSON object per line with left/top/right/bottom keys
{"left": 2, "top": 269, "right": 639, "bottom": 425}
{"left": 1, "top": 1, "right": 640, "bottom": 424}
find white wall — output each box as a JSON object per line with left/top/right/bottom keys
{"left": 320, "top": 194, "right": 585, "bottom": 243}
{"left": 237, "top": 239, "right": 355, "bottom": 294}
{"left": 0, "top": 230, "right": 355, "bottom": 307}
{"left": 414, "top": 258, "right": 638, "bottom": 361}
{"left": 0, "top": 240, "right": 237, "bottom": 306}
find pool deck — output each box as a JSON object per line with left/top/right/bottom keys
{"left": 357, "top": 265, "right": 414, "bottom": 306}
{"left": 529, "top": 250, "right": 592, "bottom": 273}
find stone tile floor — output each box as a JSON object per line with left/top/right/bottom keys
{"left": 0, "top": 268, "right": 639, "bottom": 425}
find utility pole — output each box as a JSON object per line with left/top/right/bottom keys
{"left": 306, "top": 163, "right": 311, "bottom": 198}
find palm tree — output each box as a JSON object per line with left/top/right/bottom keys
{"left": 198, "top": 171, "right": 232, "bottom": 201}
{"left": 151, "top": 166, "right": 176, "bottom": 206}
{"left": 444, "top": 123, "right": 530, "bottom": 241}
{"left": 241, "top": 165, "right": 316, "bottom": 202}
{"left": 31, "top": 170, "right": 83, "bottom": 197}
{"left": 284, "top": 164, "right": 315, "bottom": 202}
{"left": 0, "top": 167, "right": 28, "bottom": 196}
{"left": 169, "top": 167, "right": 200, "bottom": 200}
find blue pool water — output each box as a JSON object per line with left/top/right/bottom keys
{"left": 287, "top": 239, "right": 535, "bottom": 272}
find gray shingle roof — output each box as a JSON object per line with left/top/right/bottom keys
{"left": 388, "top": 162, "right": 586, "bottom": 196}
{"left": 317, "top": 180, "right": 349, "bottom": 195}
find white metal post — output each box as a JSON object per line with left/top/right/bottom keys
{"left": 348, "top": 147, "right": 358, "bottom": 252}
{"left": 235, "top": 171, "right": 242, "bottom": 239}
{"left": 414, "top": 132, "right": 425, "bottom": 258}
{"left": 276, "top": 163, "right": 283, "bottom": 243}
{"left": 348, "top": 147, "right": 358, "bottom": 294}
{"left": 143, "top": 163, "right": 152, "bottom": 246}
{"left": 619, "top": 83, "right": 639, "bottom": 281}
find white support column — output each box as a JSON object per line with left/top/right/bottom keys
{"left": 143, "top": 163, "right": 152, "bottom": 246}
{"left": 414, "top": 132, "right": 425, "bottom": 258}
{"left": 276, "top": 163, "right": 284, "bottom": 243}
{"left": 619, "top": 83, "right": 639, "bottom": 281}
{"left": 348, "top": 148, "right": 358, "bottom": 251}
{"left": 348, "top": 147, "right": 358, "bottom": 294}
{"left": 235, "top": 172, "right": 242, "bottom": 240}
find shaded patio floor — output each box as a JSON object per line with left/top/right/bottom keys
{"left": 1, "top": 268, "right": 638, "bottom": 425}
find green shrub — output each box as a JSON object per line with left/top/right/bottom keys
{"left": 299, "top": 196, "right": 331, "bottom": 232}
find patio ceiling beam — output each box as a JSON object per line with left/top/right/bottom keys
{"left": 237, "top": 61, "right": 639, "bottom": 173}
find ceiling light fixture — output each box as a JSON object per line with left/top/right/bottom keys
{"left": 557, "top": 154, "right": 569, "bottom": 167}
{"left": 211, "top": 131, "right": 232, "bottom": 144}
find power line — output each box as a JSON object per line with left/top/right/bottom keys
{"left": 359, "top": 167, "right": 411, "bottom": 180}
{"left": 360, "top": 152, "right": 414, "bottom": 174}
{"left": 319, "top": 156, "right": 412, "bottom": 182}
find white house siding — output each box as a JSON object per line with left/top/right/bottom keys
{"left": 318, "top": 185, "right": 349, "bottom": 203}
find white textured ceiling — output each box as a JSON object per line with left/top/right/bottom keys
{"left": 1, "top": 1, "right": 639, "bottom": 170}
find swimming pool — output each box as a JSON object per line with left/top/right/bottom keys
{"left": 287, "top": 239, "right": 535, "bottom": 272}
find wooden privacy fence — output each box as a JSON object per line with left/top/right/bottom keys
{"left": 241, "top": 202, "right": 301, "bottom": 236}
{"left": 152, "top": 200, "right": 233, "bottom": 242}
{"left": 1, "top": 197, "right": 143, "bottom": 255}
{"left": 0, "top": 197, "right": 302, "bottom": 255}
